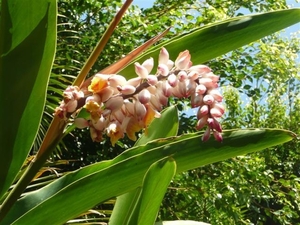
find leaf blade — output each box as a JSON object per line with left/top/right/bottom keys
{"left": 135, "top": 105, "right": 179, "bottom": 146}
{"left": 120, "top": 9, "right": 300, "bottom": 78}
{"left": 137, "top": 158, "right": 176, "bottom": 225}
{"left": 109, "top": 105, "right": 179, "bottom": 225}
{"left": 3, "top": 129, "right": 294, "bottom": 225}
{"left": 0, "top": 0, "right": 57, "bottom": 198}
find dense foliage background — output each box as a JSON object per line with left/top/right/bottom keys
{"left": 41, "top": 0, "right": 300, "bottom": 224}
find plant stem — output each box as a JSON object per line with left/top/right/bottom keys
{"left": 74, "top": 0, "right": 133, "bottom": 87}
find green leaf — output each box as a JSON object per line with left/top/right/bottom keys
{"left": 0, "top": 0, "right": 57, "bottom": 198}
{"left": 155, "top": 221, "right": 211, "bottom": 225}
{"left": 120, "top": 9, "right": 300, "bottom": 78}
{"left": 2, "top": 129, "right": 294, "bottom": 225}
{"left": 136, "top": 158, "right": 176, "bottom": 225}
{"left": 135, "top": 105, "right": 179, "bottom": 146}
{"left": 109, "top": 105, "right": 179, "bottom": 225}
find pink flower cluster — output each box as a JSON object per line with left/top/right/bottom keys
{"left": 55, "top": 48, "right": 224, "bottom": 145}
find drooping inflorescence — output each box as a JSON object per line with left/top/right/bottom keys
{"left": 55, "top": 48, "right": 225, "bottom": 146}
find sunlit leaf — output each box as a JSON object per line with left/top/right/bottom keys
{"left": 109, "top": 105, "right": 179, "bottom": 225}
{"left": 155, "top": 221, "right": 211, "bottom": 225}
{"left": 136, "top": 158, "right": 176, "bottom": 225}
{"left": 3, "top": 129, "right": 294, "bottom": 224}
{"left": 120, "top": 9, "right": 300, "bottom": 78}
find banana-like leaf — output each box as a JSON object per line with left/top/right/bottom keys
{"left": 109, "top": 105, "right": 179, "bottom": 225}
{"left": 120, "top": 8, "right": 300, "bottom": 78}
{"left": 0, "top": 0, "right": 57, "bottom": 198}
{"left": 2, "top": 129, "right": 294, "bottom": 225}
{"left": 155, "top": 221, "right": 211, "bottom": 225}
{"left": 135, "top": 158, "right": 176, "bottom": 225}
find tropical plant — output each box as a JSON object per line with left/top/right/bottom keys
{"left": 0, "top": 0, "right": 299, "bottom": 224}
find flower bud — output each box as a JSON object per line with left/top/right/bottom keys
{"left": 135, "top": 62, "right": 149, "bottom": 79}
{"left": 203, "top": 94, "right": 215, "bottom": 105}
{"left": 191, "top": 94, "right": 203, "bottom": 108}
{"left": 146, "top": 85, "right": 157, "bottom": 94}
{"left": 158, "top": 47, "right": 169, "bottom": 65}
{"left": 66, "top": 100, "right": 77, "bottom": 113}
{"left": 175, "top": 50, "right": 191, "bottom": 70}
{"left": 213, "top": 130, "right": 223, "bottom": 142}
{"left": 207, "top": 118, "right": 222, "bottom": 132}
{"left": 202, "top": 127, "right": 211, "bottom": 142}
{"left": 119, "top": 84, "right": 136, "bottom": 95}
{"left": 210, "top": 107, "right": 223, "bottom": 118}
{"left": 99, "top": 87, "right": 114, "bottom": 102}
{"left": 213, "top": 103, "right": 225, "bottom": 114}
{"left": 124, "top": 100, "right": 135, "bottom": 115}
{"left": 158, "top": 92, "right": 168, "bottom": 106}
{"left": 135, "top": 101, "right": 147, "bottom": 120}
{"left": 147, "top": 75, "right": 158, "bottom": 86}
{"left": 197, "top": 105, "right": 209, "bottom": 119}
{"left": 162, "top": 81, "right": 172, "bottom": 97}
{"left": 196, "top": 115, "right": 208, "bottom": 130}
{"left": 108, "top": 74, "right": 127, "bottom": 87}
{"left": 106, "top": 121, "right": 124, "bottom": 146}
{"left": 167, "top": 60, "right": 175, "bottom": 70}
{"left": 195, "top": 84, "right": 207, "bottom": 95}
{"left": 208, "top": 89, "right": 223, "bottom": 102}
{"left": 199, "top": 77, "right": 218, "bottom": 89}
{"left": 150, "top": 94, "right": 162, "bottom": 111}
{"left": 186, "top": 79, "right": 196, "bottom": 96}
{"left": 127, "top": 77, "right": 142, "bottom": 87}
{"left": 105, "top": 96, "right": 123, "bottom": 112}
{"left": 158, "top": 63, "right": 169, "bottom": 76}
{"left": 205, "top": 72, "right": 219, "bottom": 82}
{"left": 189, "top": 65, "right": 211, "bottom": 74}
{"left": 70, "top": 87, "right": 84, "bottom": 99}
{"left": 179, "top": 80, "right": 188, "bottom": 97}
{"left": 113, "top": 110, "right": 125, "bottom": 123}
{"left": 168, "top": 74, "right": 178, "bottom": 87}
{"left": 212, "top": 119, "right": 222, "bottom": 132}
{"left": 142, "top": 57, "right": 154, "bottom": 73}
{"left": 177, "top": 71, "right": 188, "bottom": 82}
{"left": 138, "top": 89, "right": 151, "bottom": 104}
{"left": 188, "top": 70, "right": 199, "bottom": 80}
{"left": 93, "top": 116, "right": 106, "bottom": 131}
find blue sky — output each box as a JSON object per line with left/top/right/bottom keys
{"left": 133, "top": 0, "right": 154, "bottom": 9}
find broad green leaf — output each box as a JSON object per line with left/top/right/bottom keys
{"left": 120, "top": 8, "right": 300, "bottom": 78}
{"left": 2, "top": 129, "right": 294, "bottom": 224}
{"left": 136, "top": 158, "right": 176, "bottom": 225}
{"left": 0, "top": 0, "right": 57, "bottom": 198}
{"left": 109, "top": 105, "right": 179, "bottom": 225}
{"left": 135, "top": 105, "right": 179, "bottom": 146}
{"left": 155, "top": 221, "right": 211, "bottom": 225}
